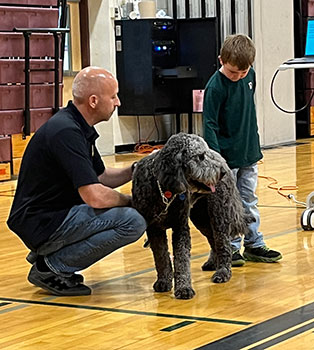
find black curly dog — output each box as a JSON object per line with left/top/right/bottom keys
{"left": 132, "top": 133, "right": 252, "bottom": 299}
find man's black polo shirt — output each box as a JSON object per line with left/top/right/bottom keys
{"left": 7, "top": 101, "right": 105, "bottom": 251}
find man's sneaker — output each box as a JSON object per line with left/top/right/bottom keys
{"left": 243, "top": 246, "right": 282, "bottom": 263}
{"left": 232, "top": 250, "right": 245, "bottom": 267}
{"left": 28, "top": 263, "right": 91, "bottom": 296}
{"left": 26, "top": 253, "right": 84, "bottom": 285}
{"left": 26, "top": 251, "right": 38, "bottom": 264}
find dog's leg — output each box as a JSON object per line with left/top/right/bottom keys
{"left": 172, "top": 223, "right": 195, "bottom": 299}
{"left": 147, "top": 227, "right": 173, "bottom": 293}
{"left": 210, "top": 228, "right": 232, "bottom": 283}
{"left": 208, "top": 203, "right": 233, "bottom": 283}
{"left": 201, "top": 242, "right": 217, "bottom": 271}
{"left": 191, "top": 195, "right": 232, "bottom": 283}
{"left": 190, "top": 197, "right": 216, "bottom": 271}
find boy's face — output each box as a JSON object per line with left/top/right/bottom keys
{"left": 219, "top": 57, "right": 250, "bottom": 82}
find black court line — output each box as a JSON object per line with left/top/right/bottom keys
{"left": 249, "top": 321, "right": 314, "bottom": 349}
{"left": 0, "top": 302, "right": 11, "bottom": 307}
{"left": 0, "top": 297, "right": 251, "bottom": 326}
{"left": 194, "top": 301, "right": 314, "bottom": 350}
{"left": 161, "top": 320, "right": 195, "bottom": 332}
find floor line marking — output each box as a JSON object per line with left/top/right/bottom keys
{"left": 0, "top": 304, "right": 29, "bottom": 314}
{"left": 194, "top": 301, "right": 314, "bottom": 350}
{"left": 246, "top": 321, "right": 314, "bottom": 350}
{"left": 0, "top": 297, "right": 251, "bottom": 326}
{"left": 240, "top": 318, "right": 314, "bottom": 349}
{"left": 0, "top": 302, "right": 11, "bottom": 307}
{"left": 161, "top": 320, "right": 195, "bottom": 332}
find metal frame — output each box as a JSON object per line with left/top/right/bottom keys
{"left": 13, "top": 0, "right": 68, "bottom": 137}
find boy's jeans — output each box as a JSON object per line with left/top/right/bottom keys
{"left": 36, "top": 204, "right": 147, "bottom": 276}
{"left": 231, "top": 163, "right": 265, "bottom": 251}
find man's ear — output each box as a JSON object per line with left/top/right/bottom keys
{"left": 89, "top": 95, "right": 98, "bottom": 109}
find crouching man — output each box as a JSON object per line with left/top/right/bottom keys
{"left": 7, "top": 66, "right": 147, "bottom": 296}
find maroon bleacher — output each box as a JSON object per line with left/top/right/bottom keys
{"left": 0, "top": 33, "right": 57, "bottom": 57}
{"left": 0, "top": 108, "right": 53, "bottom": 135}
{"left": 0, "top": 84, "right": 63, "bottom": 109}
{"left": 0, "top": 1, "right": 66, "bottom": 169}
{"left": 0, "top": 6, "right": 59, "bottom": 30}
{"left": 0, "top": 0, "right": 58, "bottom": 5}
{"left": 0, "top": 59, "right": 62, "bottom": 84}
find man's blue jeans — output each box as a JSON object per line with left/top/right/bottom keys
{"left": 231, "top": 164, "right": 265, "bottom": 251}
{"left": 37, "top": 205, "right": 147, "bottom": 276}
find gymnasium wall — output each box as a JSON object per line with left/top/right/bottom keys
{"left": 86, "top": 0, "right": 296, "bottom": 155}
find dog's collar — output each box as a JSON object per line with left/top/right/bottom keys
{"left": 156, "top": 179, "right": 177, "bottom": 214}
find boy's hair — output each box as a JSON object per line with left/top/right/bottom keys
{"left": 220, "top": 34, "right": 256, "bottom": 70}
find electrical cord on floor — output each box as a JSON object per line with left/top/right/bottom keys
{"left": 270, "top": 69, "right": 314, "bottom": 114}
{"left": 134, "top": 143, "right": 163, "bottom": 154}
{"left": 134, "top": 115, "right": 164, "bottom": 154}
{"left": 258, "top": 174, "right": 306, "bottom": 207}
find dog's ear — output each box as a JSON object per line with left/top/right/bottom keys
{"left": 154, "top": 150, "right": 188, "bottom": 195}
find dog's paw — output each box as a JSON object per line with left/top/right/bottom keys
{"left": 153, "top": 279, "right": 172, "bottom": 292}
{"left": 211, "top": 268, "right": 231, "bottom": 283}
{"left": 201, "top": 260, "right": 216, "bottom": 271}
{"left": 174, "top": 287, "right": 196, "bottom": 299}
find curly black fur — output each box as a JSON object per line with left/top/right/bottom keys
{"left": 132, "top": 133, "right": 251, "bottom": 299}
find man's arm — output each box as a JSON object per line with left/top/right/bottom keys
{"left": 98, "top": 166, "right": 133, "bottom": 188}
{"left": 78, "top": 164, "right": 137, "bottom": 209}
{"left": 78, "top": 183, "right": 132, "bottom": 208}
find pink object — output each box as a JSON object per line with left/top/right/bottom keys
{"left": 303, "top": 0, "right": 314, "bottom": 16}
{"left": 193, "top": 89, "right": 204, "bottom": 112}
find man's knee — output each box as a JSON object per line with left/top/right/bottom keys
{"left": 128, "top": 208, "right": 147, "bottom": 238}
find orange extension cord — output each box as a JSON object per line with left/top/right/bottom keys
{"left": 257, "top": 160, "right": 299, "bottom": 202}
{"left": 258, "top": 174, "right": 298, "bottom": 200}
{"left": 133, "top": 143, "right": 163, "bottom": 154}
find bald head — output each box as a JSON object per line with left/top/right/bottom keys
{"left": 72, "top": 66, "right": 116, "bottom": 103}
{"left": 71, "top": 66, "right": 121, "bottom": 125}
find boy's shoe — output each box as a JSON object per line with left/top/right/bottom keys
{"left": 243, "top": 246, "right": 282, "bottom": 263}
{"left": 28, "top": 263, "right": 91, "bottom": 296}
{"left": 232, "top": 250, "right": 245, "bottom": 267}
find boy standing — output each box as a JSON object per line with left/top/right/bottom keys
{"left": 202, "top": 34, "right": 282, "bottom": 266}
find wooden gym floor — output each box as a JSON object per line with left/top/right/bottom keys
{"left": 1, "top": 138, "right": 314, "bottom": 349}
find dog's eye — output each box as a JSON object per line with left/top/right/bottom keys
{"left": 198, "top": 153, "right": 205, "bottom": 161}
